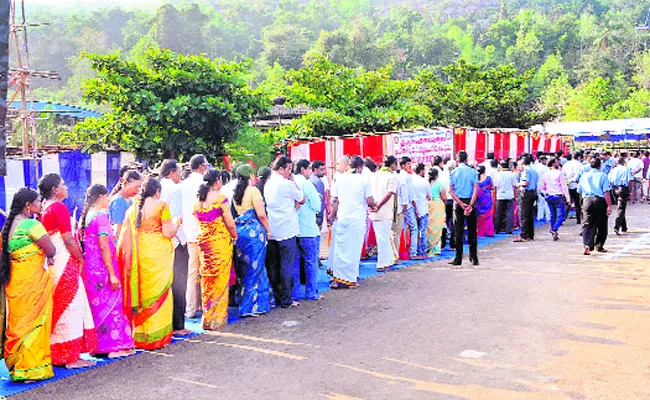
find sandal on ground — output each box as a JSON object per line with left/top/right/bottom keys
{"left": 173, "top": 329, "right": 194, "bottom": 336}
{"left": 513, "top": 238, "right": 530, "bottom": 243}
{"left": 108, "top": 349, "right": 136, "bottom": 359}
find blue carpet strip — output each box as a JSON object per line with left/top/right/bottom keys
{"left": 0, "top": 218, "right": 553, "bottom": 397}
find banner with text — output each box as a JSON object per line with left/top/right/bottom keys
{"left": 394, "top": 128, "right": 454, "bottom": 164}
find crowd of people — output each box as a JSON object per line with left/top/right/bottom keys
{"left": 0, "top": 147, "right": 642, "bottom": 382}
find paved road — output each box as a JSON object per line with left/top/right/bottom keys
{"left": 15, "top": 204, "right": 650, "bottom": 400}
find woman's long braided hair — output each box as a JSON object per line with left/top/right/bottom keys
{"left": 0, "top": 188, "right": 40, "bottom": 286}
{"left": 78, "top": 184, "right": 109, "bottom": 252}
{"left": 135, "top": 177, "right": 161, "bottom": 229}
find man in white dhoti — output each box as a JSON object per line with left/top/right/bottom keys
{"left": 328, "top": 156, "right": 377, "bottom": 288}
{"left": 369, "top": 156, "right": 398, "bottom": 271}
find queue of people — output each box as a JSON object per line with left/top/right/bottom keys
{"left": 0, "top": 148, "right": 639, "bottom": 383}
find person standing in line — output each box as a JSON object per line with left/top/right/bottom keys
{"left": 194, "top": 169, "right": 238, "bottom": 330}
{"left": 642, "top": 151, "right": 650, "bottom": 201}
{"left": 494, "top": 160, "right": 518, "bottom": 234}
{"left": 475, "top": 166, "right": 495, "bottom": 237}
{"left": 609, "top": 157, "right": 633, "bottom": 236}
{"left": 39, "top": 174, "right": 97, "bottom": 369}
{"left": 1, "top": 188, "right": 57, "bottom": 381}
{"left": 444, "top": 160, "right": 457, "bottom": 249}
{"left": 563, "top": 152, "right": 584, "bottom": 224}
{"left": 109, "top": 170, "right": 142, "bottom": 238}
{"left": 119, "top": 177, "right": 180, "bottom": 349}
{"left": 391, "top": 158, "right": 409, "bottom": 259}
{"left": 310, "top": 161, "right": 328, "bottom": 231}
{"left": 369, "top": 156, "right": 398, "bottom": 271}
{"left": 233, "top": 164, "right": 274, "bottom": 317}
{"left": 627, "top": 151, "right": 644, "bottom": 203}
{"left": 448, "top": 151, "right": 479, "bottom": 266}
{"left": 514, "top": 155, "right": 538, "bottom": 243}
{"left": 411, "top": 163, "right": 430, "bottom": 259}
{"left": 159, "top": 159, "right": 192, "bottom": 336}
{"left": 292, "top": 160, "right": 322, "bottom": 301}
{"left": 426, "top": 167, "right": 447, "bottom": 257}
{"left": 79, "top": 184, "right": 135, "bottom": 358}
{"left": 534, "top": 154, "right": 550, "bottom": 223}
{"left": 400, "top": 157, "right": 418, "bottom": 260}
{"left": 180, "top": 154, "right": 209, "bottom": 319}
{"left": 579, "top": 157, "right": 612, "bottom": 255}
{"left": 221, "top": 163, "right": 242, "bottom": 203}
{"left": 328, "top": 156, "right": 377, "bottom": 288}
{"left": 540, "top": 157, "right": 570, "bottom": 241}
{"left": 264, "top": 156, "right": 305, "bottom": 307}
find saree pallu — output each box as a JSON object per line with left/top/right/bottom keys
{"left": 426, "top": 198, "right": 446, "bottom": 257}
{"left": 195, "top": 195, "right": 232, "bottom": 330}
{"left": 82, "top": 211, "right": 134, "bottom": 354}
{"left": 4, "top": 219, "right": 53, "bottom": 381}
{"left": 476, "top": 178, "right": 495, "bottom": 237}
{"left": 49, "top": 232, "right": 97, "bottom": 365}
{"left": 119, "top": 203, "right": 174, "bottom": 350}
{"left": 236, "top": 209, "right": 274, "bottom": 317}
{"left": 328, "top": 216, "right": 365, "bottom": 286}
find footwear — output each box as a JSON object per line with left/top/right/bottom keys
{"left": 584, "top": 247, "right": 591, "bottom": 256}
{"left": 469, "top": 256, "right": 479, "bottom": 266}
{"left": 614, "top": 228, "right": 620, "bottom": 236}
{"left": 596, "top": 247, "right": 608, "bottom": 253}
{"left": 448, "top": 260, "right": 461, "bottom": 266}
{"left": 513, "top": 238, "right": 530, "bottom": 243}
{"left": 550, "top": 230, "right": 558, "bottom": 241}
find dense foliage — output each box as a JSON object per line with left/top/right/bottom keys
{"left": 23, "top": 0, "right": 650, "bottom": 157}
{"left": 62, "top": 49, "right": 268, "bottom": 162}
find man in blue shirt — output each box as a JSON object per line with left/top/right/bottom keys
{"left": 608, "top": 156, "right": 633, "bottom": 235}
{"left": 293, "top": 159, "right": 322, "bottom": 301}
{"left": 601, "top": 151, "right": 615, "bottom": 175}
{"left": 448, "top": 151, "right": 479, "bottom": 266}
{"left": 515, "top": 154, "right": 538, "bottom": 242}
{"left": 579, "top": 157, "right": 612, "bottom": 255}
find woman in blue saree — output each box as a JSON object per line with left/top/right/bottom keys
{"left": 232, "top": 165, "right": 275, "bottom": 317}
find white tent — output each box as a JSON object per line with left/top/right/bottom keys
{"left": 531, "top": 118, "right": 650, "bottom": 142}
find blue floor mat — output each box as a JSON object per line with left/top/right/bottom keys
{"left": 0, "top": 218, "right": 549, "bottom": 397}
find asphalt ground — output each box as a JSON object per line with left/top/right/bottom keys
{"left": 12, "top": 203, "right": 650, "bottom": 400}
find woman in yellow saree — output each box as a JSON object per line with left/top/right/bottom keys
{"left": 118, "top": 177, "right": 180, "bottom": 350}
{"left": 1, "top": 188, "right": 56, "bottom": 382}
{"left": 194, "top": 169, "right": 238, "bottom": 330}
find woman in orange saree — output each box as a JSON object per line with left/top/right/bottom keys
{"left": 118, "top": 177, "right": 180, "bottom": 350}
{"left": 194, "top": 169, "right": 238, "bottom": 330}
{"left": 1, "top": 188, "right": 57, "bottom": 382}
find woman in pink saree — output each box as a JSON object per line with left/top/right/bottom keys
{"left": 80, "top": 184, "right": 135, "bottom": 358}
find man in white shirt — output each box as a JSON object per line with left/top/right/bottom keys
{"left": 264, "top": 156, "right": 305, "bottom": 308}
{"left": 159, "top": 159, "right": 192, "bottom": 334}
{"left": 411, "top": 163, "right": 431, "bottom": 259}
{"left": 370, "top": 156, "right": 398, "bottom": 271}
{"left": 180, "top": 154, "right": 208, "bottom": 318}
{"left": 400, "top": 157, "right": 419, "bottom": 259}
{"left": 493, "top": 160, "right": 518, "bottom": 234}
{"left": 628, "top": 151, "right": 644, "bottom": 203}
{"left": 328, "top": 156, "right": 377, "bottom": 288}
{"left": 392, "top": 160, "right": 409, "bottom": 258}
{"left": 563, "top": 152, "right": 584, "bottom": 224}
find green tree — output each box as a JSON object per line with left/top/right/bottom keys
{"left": 260, "top": 25, "right": 312, "bottom": 70}
{"left": 279, "top": 58, "right": 430, "bottom": 137}
{"left": 62, "top": 49, "right": 269, "bottom": 162}
{"left": 416, "top": 59, "right": 549, "bottom": 128}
